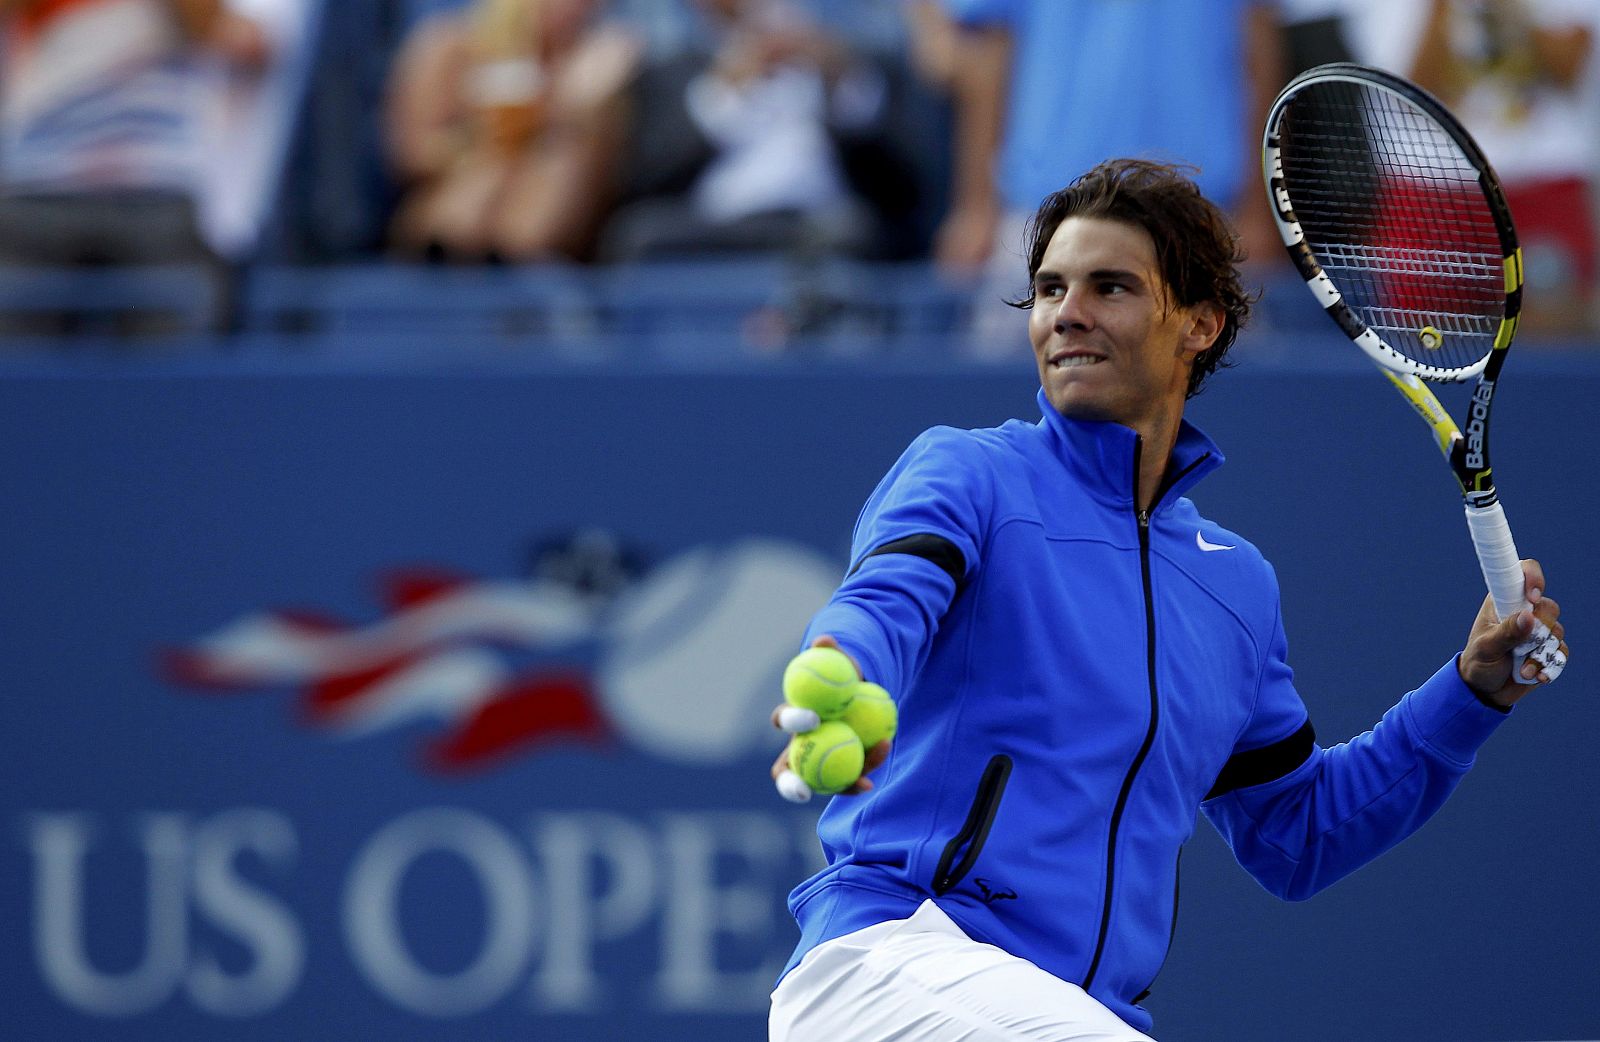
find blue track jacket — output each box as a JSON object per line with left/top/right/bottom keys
{"left": 783, "top": 392, "right": 1510, "bottom": 1033}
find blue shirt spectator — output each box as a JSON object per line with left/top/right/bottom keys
{"left": 945, "top": 0, "right": 1259, "bottom": 217}
{"left": 927, "top": 0, "right": 1282, "bottom": 354}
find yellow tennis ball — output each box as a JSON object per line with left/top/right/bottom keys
{"left": 787, "top": 721, "right": 865, "bottom": 795}
{"left": 782, "top": 647, "right": 859, "bottom": 719}
{"left": 842, "top": 682, "right": 898, "bottom": 748}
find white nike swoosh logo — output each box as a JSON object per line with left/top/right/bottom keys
{"left": 1196, "top": 531, "right": 1236, "bottom": 552}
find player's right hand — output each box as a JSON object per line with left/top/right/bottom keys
{"left": 1458, "top": 558, "right": 1569, "bottom": 707}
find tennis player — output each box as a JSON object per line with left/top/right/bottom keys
{"left": 767, "top": 159, "right": 1570, "bottom": 1042}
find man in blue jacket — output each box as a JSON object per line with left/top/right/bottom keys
{"left": 767, "top": 159, "right": 1569, "bottom": 1041}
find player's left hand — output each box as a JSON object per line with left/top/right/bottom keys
{"left": 769, "top": 636, "right": 889, "bottom": 801}
{"left": 1458, "top": 558, "right": 1568, "bottom": 708}
{"left": 769, "top": 714, "right": 891, "bottom": 802}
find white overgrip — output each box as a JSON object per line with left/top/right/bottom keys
{"left": 1462, "top": 500, "right": 1565, "bottom": 682}
{"left": 1463, "top": 500, "right": 1529, "bottom": 623}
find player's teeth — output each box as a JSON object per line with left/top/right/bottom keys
{"left": 1057, "top": 356, "right": 1103, "bottom": 367}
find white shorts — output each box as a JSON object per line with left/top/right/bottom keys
{"left": 769, "top": 900, "right": 1157, "bottom": 1042}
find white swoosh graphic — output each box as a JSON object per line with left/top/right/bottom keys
{"left": 1196, "top": 531, "right": 1236, "bottom": 552}
{"left": 184, "top": 582, "right": 597, "bottom": 683}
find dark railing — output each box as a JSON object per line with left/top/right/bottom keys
{"left": 1, "top": 261, "right": 1594, "bottom": 369}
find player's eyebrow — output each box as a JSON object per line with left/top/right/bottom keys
{"left": 1033, "top": 267, "right": 1147, "bottom": 286}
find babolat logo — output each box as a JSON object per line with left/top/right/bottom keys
{"left": 1464, "top": 378, "right": 1494, "bottom": 470}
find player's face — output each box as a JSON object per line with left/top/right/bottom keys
{"left": 1028, "top": 216, "right": 1220, "bottom": 433}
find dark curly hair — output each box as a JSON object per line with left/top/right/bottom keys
{"left": 1009, "top": 158, "right": 1253, "bottom": 399}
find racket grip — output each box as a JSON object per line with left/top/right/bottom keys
{"left": 1463, "top": 500, "right": 1530, "bottom": 623}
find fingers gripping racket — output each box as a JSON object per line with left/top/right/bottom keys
{"left": 1263, "top": 62, "right": 1564, "bottom": 682}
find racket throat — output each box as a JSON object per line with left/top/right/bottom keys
{"left": 1447, "top": 419, "right": 1497, "bottom": 502}
{"left": 1454, "top": 377, "right": 1498, "bottom": 493}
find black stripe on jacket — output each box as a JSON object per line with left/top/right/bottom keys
{"left": 1205, "top": 720, "right": 1316, "bottom": 801}
{"left": 848, "top": 533, "right": 968, "bottom": 594}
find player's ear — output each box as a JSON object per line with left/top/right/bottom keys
{"left": 1181, "top": 302, "right": 1225, "bottom": 358}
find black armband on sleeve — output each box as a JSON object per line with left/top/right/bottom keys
{"left": 1467, "top": 686, "right": 1513, "bottom": 714}
{"left": 847, "top": 533, "right": 968, "bottom": 593}
{"left": 1204, "top": 719, "right": 1316, "bottom": 801}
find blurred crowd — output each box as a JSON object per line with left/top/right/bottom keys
{"left": 0, "top": 0, "right": 1596, "bottom": 340}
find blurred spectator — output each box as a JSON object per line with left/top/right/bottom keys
{"left": 928, "top": 0, "right": 1284, "bottom": 355}
{"left": 1410, "top": 0, "right": 1600, "bottom": 336}
{"left": 384, "top": 0, "right": 642, "bottom": 263}
{"left": 202, "top": 0, "right": 320, "bottom": 264}
{"left": 1276, "top": 0, "right": 1430, "bottom": 73}
{"left": 0, "top": 0, "right": 299, "bottom": 334}
{"left": 902, "top": 0, "right": 961, "bottom": 89}
{"left": 597, "top": 0, "right": 911, "bottom": 262}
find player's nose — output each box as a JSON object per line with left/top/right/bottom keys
{"left": 1050, "top": 283, "right": 1095, "bottom": 335}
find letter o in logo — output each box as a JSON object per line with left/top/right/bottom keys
{"left": 343, "top": 809, "right": 536, "bottom": 1016}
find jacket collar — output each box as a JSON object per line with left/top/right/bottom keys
{"left": 1033, "top": 389, "right": 1224, "bottom": 514}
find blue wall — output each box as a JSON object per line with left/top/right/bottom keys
{"left": 2, "top": 346, "right": 1596, "bottom": 1041}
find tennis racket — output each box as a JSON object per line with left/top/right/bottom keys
{"left": 1262, "top": 62, "right": 1564, "bottom": 682}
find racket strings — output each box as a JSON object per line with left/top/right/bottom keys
{"left": 1279, "top": 81, "right": 1505, "bottom": 373}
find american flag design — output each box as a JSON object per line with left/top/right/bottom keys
{"left": 164, "top": 566, "right": 608, "bottom": 772}
{"left": 163, "top": 536, "right": 843, "bottom": 774}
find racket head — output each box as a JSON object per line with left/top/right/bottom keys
{"left": 1263, "top": 62, "right": 1522, "bottom": 384}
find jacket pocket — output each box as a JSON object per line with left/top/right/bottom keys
{"left": 931, "top": 754, "right": 1012, "bottom": 895}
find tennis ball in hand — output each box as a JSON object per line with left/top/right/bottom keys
{"left": 782, "top": 647, "right": 859, "bottom": 719}
{"left": 842, "top": 682, "right": 897, "bottom": 748}
{"left": 787, "top": 721, "right": 865, "bottom": 795}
